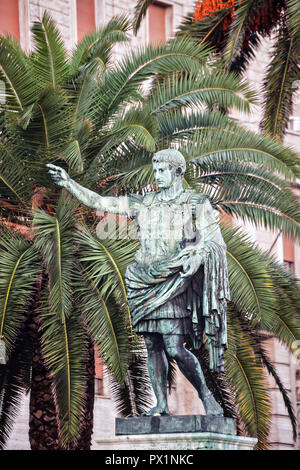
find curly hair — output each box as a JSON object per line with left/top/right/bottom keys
{"left": 152, "top": 149, "right": 186, "bottom": 175}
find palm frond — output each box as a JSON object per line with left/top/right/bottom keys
{"left": 100, "top": 108, "right": 158, "bottom": 157}
{"left": 187, "top": 128, "right": 300, "bottom": 179}
{"left": 93, "top": 38, "right": 212, "bottom": 125}
{"left": 260, "top": 25, "right": 300, "bottom": 139}
{"left": 70, "top": 15, "right": 131, "bottom": 75}
{"left": 199, "top": 163, "right": 300, "bottom": 240}
{"left": 0, "top": 334, "right": 33, "bottom": 449}
{"left": 148, "top": 70, "right": 257, "bottom": 115}
{"left": 176, "top": 8, "right": 231, "bottom": 52}
{"left": 0, "top": 232, "right": 40, "bottom": 358}
{"left": 21, "top": 86, "right": 71, "bottom": 154}
{"left": 33, "top": 194, "right": 78, "bottom": 321}
{"left": 243, "top": 322, "right": 297, "bottom": 441}
{"left": 97, "top": 144, "right": 154, "bottom": 191}
{"left": 286, "top": 0, "right": 300, "bottom": 48}
{"left": 224, "top": 0, "right": 265, "bottom": 67}
{"left": 0, "top": 140, "right": 33, "bottom": 206}
{"left": 226, "top": 305, "right": 272, "bottom": 449}
{"left": 222, "top": 223, "right": 277, "bottom": 328}
{"left": 0, "top": 35, "right": 37, "bottom": 111}
{"left": 31, "top": 11, "right": 69, "bottom": 89}
{"left": 74, "top": 267, "right": 130, "bottom": 384}
{"left": 38, "top": 290, "right": 87, "bottom": 449}
{"left": 157, "top": 108, "right": 240, "bottom": 143}
{"left": 259, "top": 254, "right": 300, "bottom": 348}
{"left": 110, "top": 351, "right": 153, "bottom": 417}
{"left": 75, "top": 223, "right": 138, "bottom": 338}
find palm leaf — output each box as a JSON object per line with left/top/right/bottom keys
{"left": 200, "top": 164, "right": 300, "bottom": 240}
{"left": 33, "top": 194, "right": 78, "bottom": 321}
{"left": 0, "top": 232, "right": 41, "bottom": 358}
{"left": 239, "top": 320, "right": 297, "bottom": 441}
{"left": 110, "top": 351, "right": 153, "bottom": 417}
{"left": 0, "top": 35, "right": 37, "bottom": 111}
{"left": 93, "top": 38, "right": 212, "bottom": 125}
{"left": 70, "top": 15, "right": 131, "bottom": 75}
{"left": 188, "top": 128, "right": 300, "bottom": 179}
{"left": 177, "top": 8, "right": 231, "bottom": 51}
{"left": 0, "top": 141, "right": 33, "bottom": 206}
{"left": 222, "top": 223, "right": 277, "bottom": 327}
{"left": 226, "top": 305, "right": 272, "bottom": 449}
{"left": 31, "top": 11, "right": 69, "bottom": 89}
{"left": 100, "top": 108, "right": 158, "bottom": 156}
{"left": 74, "top": 268, "right": 130, "bottom": 384}
{"left": 260, "top": 25, "right": 300, "bottom": 139}
{"left": 224, "top": 0, "right": 265, "bottom": 67}
{"left": 157, "top": 108, "right": 240, "bottom": 142}
{"left": 286, "top": 0, "right": 300, "bottom": 49}
{"left": 259, "top": 254, "right": 300, "bottom": 348}
{"left": 0, "top": 334, "right": 33, "bottom": 449}
{"left": 38, "top": 290, "right": 87, "bottom": 448}
{"left": 75, "top": 223, "right": 138, "bottom": 339}
{"left": 148, "top": 70, "right": 257, "bottom": 115}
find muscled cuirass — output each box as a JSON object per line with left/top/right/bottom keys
{"left": 133, "top": 190, "right": 198, "bottom": 267}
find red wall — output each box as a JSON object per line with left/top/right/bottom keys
{"left": 0, "top": 0, "right": 20, "bottom": 39}
{"left": 76, "top": 0, "right": 95, "bottom": 42}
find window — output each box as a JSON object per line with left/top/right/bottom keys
{"left": 76, "top": 0, "right": 95, "bottom": 43}
{"left": 296, "top": 370, "right": 300, "bottom": 403}
{"left": 283, "top": 234, "right": 295, "bottom": 273}
{"left": 95, "top": 348, "right": 105, "bottom": 396}
{"left": 95, "top": 377, "right": 105, "bottom": 396}
{"left": 148, "top": 2, "right": 172, "bottom": 45}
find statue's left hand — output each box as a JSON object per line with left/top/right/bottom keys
{"left": 180, "top": 252, "right": 202, "bottom": 278}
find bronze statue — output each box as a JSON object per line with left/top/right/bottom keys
{"left": 47, "top": 149, "right": 230, "bottom": 417}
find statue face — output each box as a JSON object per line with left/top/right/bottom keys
{"left": 153, "top": 161, "right": 177, "bottom": 189}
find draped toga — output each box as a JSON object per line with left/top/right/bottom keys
{"left": 113, "top": 189, "right": 230, "bottom": 372}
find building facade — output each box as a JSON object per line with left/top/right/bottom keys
{"left": 0, "top": 0, "right": 299, "bottom": 450}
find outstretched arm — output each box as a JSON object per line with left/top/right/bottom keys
{"left": 47, "top": 164, "right": 129, "bottom": 214}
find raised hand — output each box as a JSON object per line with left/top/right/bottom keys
{"left": 47, "top": 164, "right": 70, "bottom": 188}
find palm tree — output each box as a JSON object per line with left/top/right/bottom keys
{"left": 133, "top": 0, "right": 300, "bottom": 140}
{"left": 0, "top": 11, "right": 299, "bottom": 450}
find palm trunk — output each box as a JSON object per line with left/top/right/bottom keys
{"left": 28, "top": 308, "right": 60, "bottom": 450}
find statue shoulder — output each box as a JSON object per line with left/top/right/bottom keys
{"left": 128, "top": 193, "right": 143, "bottom": 205}
{"left": 141, "top": 191, "right": 157, "bottom": 206}
{"left": 185, "top": 190, "right": 210, "bottom": 205}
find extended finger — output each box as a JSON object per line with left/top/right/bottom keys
{"left": 46, "top": 163, "right": 61, "bottom": 170}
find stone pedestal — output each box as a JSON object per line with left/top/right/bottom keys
{"left": 95, "top": 415, "right": 257, "bottom": 450}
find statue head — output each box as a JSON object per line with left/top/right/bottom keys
{"left": 152, "top": 149, "right": 186, "bottom": 189}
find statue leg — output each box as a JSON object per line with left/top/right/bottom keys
{"left": 141, "top": 333, "right": 170, "bottom": 416}
{"left": 163, "top": 334, "right": 223, "bottom": 416}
